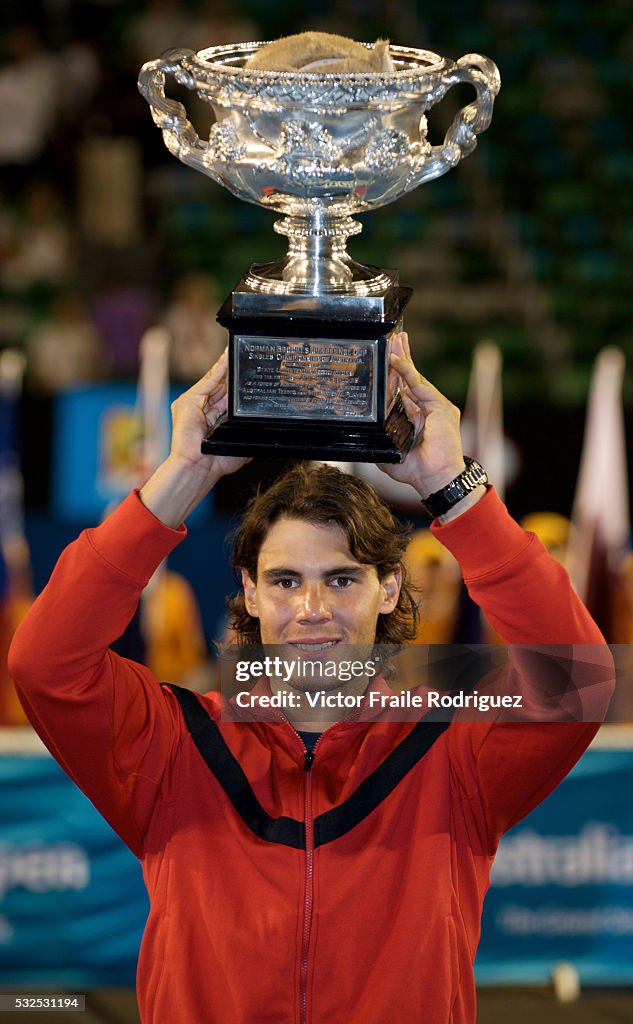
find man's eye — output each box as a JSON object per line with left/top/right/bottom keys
{"left": 276, "top": 578, "right": 298, "bottom": 589}
{"left": 331, "top": 576, "right": 353, "bottom": 588}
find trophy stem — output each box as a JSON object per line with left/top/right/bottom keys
{"left": 243, "top": 211, "right": 393, "bottom": 296}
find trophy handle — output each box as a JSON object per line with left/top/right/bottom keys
{"left": 138, "top": 48, "right": 218, "bottom": 180}
{"left": 408, "top": 53, "right": 500, "bottom": 186}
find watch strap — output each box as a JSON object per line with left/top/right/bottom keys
{"left": 421, "top": 457, "right": 489, "bottom": 518}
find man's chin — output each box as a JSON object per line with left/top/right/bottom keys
{"left": 281, "top": 643, "right": 343, "bottom": 692}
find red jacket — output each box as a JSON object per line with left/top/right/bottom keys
{"left": 9, "top": 488, "right": 612, "bottom": 1024}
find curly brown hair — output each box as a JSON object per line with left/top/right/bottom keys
{"left": 228, "top": 463, "right": 418, "bottom": 645}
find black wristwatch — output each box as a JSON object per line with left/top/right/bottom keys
{"left": 420, "top": 457, "right": 489, "bottom": 518}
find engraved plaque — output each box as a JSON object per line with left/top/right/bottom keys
{"left": 234, "top": 336, "right": 377, "bottom": 422}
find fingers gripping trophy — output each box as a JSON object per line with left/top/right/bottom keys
{"left": 138, "top": 32, "right": 500, "bottom": 463}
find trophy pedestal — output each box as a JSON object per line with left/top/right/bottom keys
{"left": 202, "top": 284, "right": 414, "bottom": 463}
{"left": 203, "top": 393, "right": 413, "bottom": 462}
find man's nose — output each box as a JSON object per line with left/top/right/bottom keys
{"left": 295, "top": 583, "right": 333, "bottom": 622}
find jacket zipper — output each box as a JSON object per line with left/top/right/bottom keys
{"left": 300, "top": 745, "right": 316, "bottom": 1024}
{"left": 265, "top": 706, "right": 328, "bottom": 1024}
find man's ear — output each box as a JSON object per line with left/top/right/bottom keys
{"left": 241, "top": 569, "right": 259, "bottom": 617}
{"left": 380, "top": 569, "right": 402, "bottom": 615}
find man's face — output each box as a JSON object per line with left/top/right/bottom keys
{"left": 241, "top": 516, "right": 401, "bottom": 654}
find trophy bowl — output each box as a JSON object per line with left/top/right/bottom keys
{"left": 138, "top": 42, "right": 500, "bottom": 298}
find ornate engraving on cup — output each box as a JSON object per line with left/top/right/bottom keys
{"left": 138, "top": 42, "right": 500, "bottom": 298}
{"left": 234, "top": 336, "right": 377, "bottom": 421}
{"left": 208, "top": 121, "right": 246, "bottom": 162}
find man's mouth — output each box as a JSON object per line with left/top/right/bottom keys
{"left": 289, "top": 640, "right": 340, "bottom": 651}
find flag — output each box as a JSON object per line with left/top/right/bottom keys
{"left": 454, "top": 342, "right": 505, "bottom": 642}
{"left": 138, "top": 326, "right": 171, "bottom": 478}
{"left": 568, "top": 347, "right": 629, "bottom": 639}
{"left": 134, "top": 329, "right": 209, "bottom": 686}
{"left": 111, "top": 327, "right": 171, "bottom": 665}
{"left": 462, "top": 341, "right": 505, "bottom": 500}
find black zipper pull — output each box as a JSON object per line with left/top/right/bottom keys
{"left": 304, "top": 750, "right": 315, "bottom": 772}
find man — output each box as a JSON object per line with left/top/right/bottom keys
{"left": 9, "top": 334, "right": 612, "bottom": 1023}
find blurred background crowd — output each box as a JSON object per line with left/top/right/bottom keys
{"left": 0, "top": 0, "right": 632, "bottom": 722}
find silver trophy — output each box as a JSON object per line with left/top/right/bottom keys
{"left": 139, "top": 41, "right": 500, "bottom": 461}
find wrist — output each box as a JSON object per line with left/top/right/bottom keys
{"left": 139, "top": 453, "right": 220, "bottom": 528}
{"left": 413, "top": 460, "right": 467, "bottom": 501}
{"left": 436, "top": 484, "right": 487, "bottom": 524}
{"left": 166, "top": 451, "right": 223, "bottom": 489}
{"left": 417, "top": 457, "right": 489, "bottom": 520}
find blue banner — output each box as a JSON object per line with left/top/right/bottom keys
{"left": 478, "top": 745, "right": 633, "bottom": 983}
{"left": 1, "top": 743, "right": 633, "bottom": 986}
{"left": 51, "top": 384, "right": 209, "bottom": 524}
{"left": 0, "top": 754, "right": 147, "bottom": 986}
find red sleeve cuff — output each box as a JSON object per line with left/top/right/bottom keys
{"left": 430, "top": 486, "right": 533, "bottom": 581}
{"left": 83, "top": 490, "right": 187, "bottom": 585}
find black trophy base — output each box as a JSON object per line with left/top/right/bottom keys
{"left": 202, "top": 394, "right": 415, "bottom": 464}
{"left": 203, "top": 285, "right": 414, "bottom": 463}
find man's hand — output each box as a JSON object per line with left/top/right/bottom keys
{"left": 168, "top": 348, "right": 250, "bottom": 479}
{"left": 379, "top": 333, "right": 485, "bottom": 519}
{"left": 139, "top": 350, "right": 250, "bottom": 528}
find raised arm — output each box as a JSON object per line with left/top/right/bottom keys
{"left": 139, "top": 348, "right": 249, "bottom": 527}
{"left": 382, "top": 334, "right": 614, "bottom": 844}
{"left": 9, "top": 352, "right": 249, "bottom": 854}
{"left": 433, "top": 492, "right": 614, "bottom": 845}
{"left": 379, "top": 331, "right": 487, "bottom": 522}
